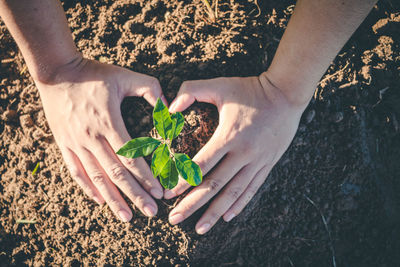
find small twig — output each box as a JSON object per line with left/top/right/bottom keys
{"left": 287, "top": 256, "right": 295, "bottom": 267}
{"left": 160, "top": 200, "right": 175, "bottom": 208}
{"left": 305, "top": 195, "right": 337, "bottom": 267}
{"left": 38, "top": 185, "right": 49, "bottom": 200}
{"left": 215, "top": 0, "right": 219, "bottom": 19}
{"left": 16, "top": 219, "right": 37, "bottom": 224}
{"left": 318, "top": 61, "right": 350, "bottom": 88}
{"left": 19, "top": 65, "right": 28, "bottom": 75}
{"left": 1, "top": 58, "right": 15, "bottom": 64}
{"left": 253, "top": 0, "right": 261, "bottom": 17}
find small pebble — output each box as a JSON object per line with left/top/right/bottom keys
{"left": 140, "top": 115, "right": 151, "bottom": 125}
{"left": 168, "top": 76, "right": 182, "bottom": 90}
{"left": 305, "top": 109, "right": 316, "bottom": 124}
{"left": 127, "top": 117, "right": 135, "bottom": 125}
{"left": 298, "top": 124, "right": 307, "bottom": 132}
{"left": 32, "top": 129, "right": 45, "bottom": 140}
{"left": 3, "top": 109, "right": 18, "bottom": 122}
{"left": 19, "top": 114, "right": 34, "bottom": 128}
{"left": 198, "top": 62, "right": 208, "bottom": 71}
{"left": 332, "top": 112, "right": 344, "bottom": 123}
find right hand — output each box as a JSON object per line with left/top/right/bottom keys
{"left": 165, "top": 73, "right": 306, "bottom": 234}
{"left": 36, "top": 57, "right": 166, "bottom": 222}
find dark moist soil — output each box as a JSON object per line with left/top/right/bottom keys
{"left": 1, "top": 0, "right": 400, "bottom": 266}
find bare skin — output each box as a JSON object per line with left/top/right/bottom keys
{"left": 0, "top": 0, "right": 166, "bottom": 222}
{"left": 1, "top": 0, "right": 377, "bottom": 230}
{"left": 165, "top": 0, "right": 377, "bottom": 234}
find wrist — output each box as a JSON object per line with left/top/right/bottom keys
{"left": 32, "top": 52, "right": 85, "bottom": 86}
{"left": 259, "top": 71, "right": 312, "bottom": 112}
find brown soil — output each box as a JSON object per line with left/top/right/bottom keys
{"left": 1, "top": 0, "right": 399, "bottom": 266}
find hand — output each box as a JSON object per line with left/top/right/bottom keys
{"left": 164, "top": 73, "right": 306, "bottom": 234}
{"left": 36, "top": 58, "right": 167, "bottom": 222}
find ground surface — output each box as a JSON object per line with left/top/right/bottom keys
{"left": 0, "top": 0, "right": 399, "bottom": 266}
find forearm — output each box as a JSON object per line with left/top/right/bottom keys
{"left": 0, "top": 0, "right": 80, "bottom": 84}
{"left": 265, "top": 0, "right": 377, "bottom": 107}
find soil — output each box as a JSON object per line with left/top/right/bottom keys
{"left": 1, "top": 0, "right": 400, "bottom": 266}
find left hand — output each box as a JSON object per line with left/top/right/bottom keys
{"left": 164, "top": 73, "right": 307, "bottom": 234}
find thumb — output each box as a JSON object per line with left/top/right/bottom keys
{"left": 120, "top": 70, "right": 167, "bottom": 107}
{"left": 169, "top": 79, "right": 220, "bottom": 113}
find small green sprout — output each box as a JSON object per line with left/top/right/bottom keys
{"left": 32, "top": 162, "right": 40, "bottom": 176}
{"left": 117, "top": 98, "right": 202, "bottom": 189}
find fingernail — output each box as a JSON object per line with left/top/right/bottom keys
{"left": 169, "top": 213, "right": 184, "bottom": 225}
{"left": 93, "top": 196, "right": 102, "bottom": 205}
{"left": 164, "top": 190, "right": 176, "bottom": 199}
{"left": 151, "top": 188, "right": 163, "bottom": 199}
{"left": 196, "top": 223, "right": 211, "bottom": 235}
{"left": 169, "top": 101, "right": 177, "bottom": 113}
{"left": 224, "top": 212, "right": 236, "bottom": 222}
{"left": 118, "top": 210, "right": 131, "bottom": 222}
{"left": 144, "top": 205, "right": 157, "bottom": 217}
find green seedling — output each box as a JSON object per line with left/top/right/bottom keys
{"left": 117, "top": 98, "right": 202, "bottom": 189}
{"left": 32, "top": 162, "right": 40, "bottom": 176}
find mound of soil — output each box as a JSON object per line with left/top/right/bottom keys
{"left": 1, "top": 0, "right": 399, "bottom": 266}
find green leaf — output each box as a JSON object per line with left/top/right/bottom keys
{"left": 153, "top": 98, "right": 173, "bottom": 139}
{"left": 116, "top": 137, "right": 161, "bottom": 158}
{"left": 159, "top": 158, "right": 179, "bottom": 189}
{"left": 174, "top": 153, "right": 203, "bottom": 186}
{"left": 169, "top": 112, "right": 184, "bottom": 140}
{"left": 151, "top": 144, "right": 170, "bottom": 177}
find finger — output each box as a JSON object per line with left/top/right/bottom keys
{"left": 169, "top": 79, "right": 222, "bottom": 113}
{"left": 164, "top": 126, "right": 228, "bottom": 199}
{"left": 60, "top": 147, "right": 104, "bottom": 205}
{"left": 91, "top": 137, "right": 159, "bottom": 217}
{"left": 222, "top": 164, "right": 272, "bottom": 222}
{"left": 77, "top": 147, "right": 133, "bottom": 222}
{"left": 168, "top": 153, "right": 246, "bottom": 225}
{"left": 108, "top": 119, "right": 164, "bottom": 199}
{"left": 120, "top": 71, "right": 167, "bottom": 106}
{"left": 195, "top": 164, "right": 259, "bottom": 235}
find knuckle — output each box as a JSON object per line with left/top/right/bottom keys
{"left": 180, "top": 81, "right": 188, "bottom": 91}
{"left": 206, "top": 210, "right": 222, "bottom": 222}
{"left": 133, "top": 194, "right": 147, "bottom": 206}
{"left": 247, "top": 186, "right": 258, "bottom": 199}
{"left": 227, "top": 187, "right": 242, "bottom": 200}
{"left": 237, "top": 139, "right": 256, "bottom": 157}
{"left": 196, "top": 161, "right": 207, "bottom": 173}
{"left": 107, "top": 197, "right": 121, "bottom": 209}
{"left": 108, "top": 164, "right": 128, "bottom": 182}
{"left": 121, "top": 157, "right": 139, "bottom": 167}
{"left": 80, "top": 184, "right": 95, "bottom": 197}
{"left": 220, "top": 128, "right": 239, "bottom": 147}
{"left": 181, "top": 203, "right": 195, "bottom": 214}
{"left": 177, "top": 200, "right": 196, "bottom": 214}
{"left": 83, "top": 127, "right": 101, "bottom": 140}
{"left": 67, "top": 165, "right": 81, "bottom": 179}
{"left": 180, "top": 81, "right": 192, "bottom": 94}
{"left": 205, "top": 179, "right": 221, "bottom": 192}
{"left": 148, "top": 77, "right": 161, "bottom": 93}
{"left": 90, "top": 171, "right": 105, "bottom": 184}
{"left": 208, "top": 210, "right": 220, "bottom": 220}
